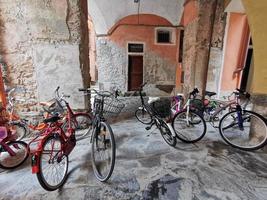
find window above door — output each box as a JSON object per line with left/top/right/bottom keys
{"left": 155, "top": 27, "right": 176, "bottom": 45}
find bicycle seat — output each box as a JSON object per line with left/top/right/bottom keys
{"left": 0, "top": 126, "right": 7, "bottom": 141}
{"left": 205, "top": 91, "right": 217, "bottom": 97}
{"left": 43, "top": 115, "right": 61, "bottom": 124}
{"left": 148, "top": 97, "right": 160, "bottom": 104}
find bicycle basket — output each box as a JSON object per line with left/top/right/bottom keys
{"left": 94, "top": 95, "right": 125, "bottom": 118}
{"left": 151, "top": 98, "right": 171, "bottom": 118}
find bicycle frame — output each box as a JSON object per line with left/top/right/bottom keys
{"left": 31, "top": 98, "right": 76, "bottom": 174}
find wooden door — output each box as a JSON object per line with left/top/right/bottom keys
{"left": 128, "top": 56, "right": 143, "bottom": 91}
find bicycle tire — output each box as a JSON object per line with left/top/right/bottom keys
{"left": 172, "top": 110, "right": 206, "bottom": 143}
{"left": 0, "top": 141, "right": 28, "bottom": 169}
{"left": 63, "top": 113, "right": 92, "bottom": 141}
{"left": 135, "top": 108, "right": 152, "bottom": 125}
{"left": 10, "top": 122, "right": 27, "bottom": 141}
{"left": 36, "top": 135, "right": 68, "bottom": 191}
{"left": 158, "top": 120, "right": 177, "bottom": 147}
{"left": 219, "top": 110, "right": 267, "bottom": 151}
{"left": 91, "top": 121, "right": 115, "bottom": 182}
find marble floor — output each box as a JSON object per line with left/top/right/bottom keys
{"left": 1, "top": 118, "right": 267, "bottom": 200}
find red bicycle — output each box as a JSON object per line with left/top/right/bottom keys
{"left": 30, "top": 87, "right": 91, "bottom": 191}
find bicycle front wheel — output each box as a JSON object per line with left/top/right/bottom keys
{"left": 158, "top": 120, "right": 177, "bottom": 147}
{"left": 37, "top": 135, "right": 68, "bottom": 191}
{"left": 0, "top": 141, "right": 28, "bottom": 169}
{"left": 135, "top": 108, "right": 152, "bottom": 125}
{"left": 219, "top": 110, "right": 267, "bottom": 150}
{"left": 91, "top": 121, "right": 115, "bottom": 182}
{"left": 172, "top": 110, "right": 206, "bottom": 143}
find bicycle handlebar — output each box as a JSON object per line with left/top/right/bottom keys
{"left": 189, "top": 88, "right": 199, "bottom": 98}
{"left": 234, "top": 88, "right": 251, "bottom": 99}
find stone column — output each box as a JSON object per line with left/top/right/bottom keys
{"left": 182, "top": 0, "right": 226, "bottom": 96}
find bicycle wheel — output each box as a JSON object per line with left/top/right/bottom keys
{"left": 10, "top": 122, "right": 27, "bottom": 140}
{"left": 135, "top": 108, "right": 152, "bottom": 125}
{"left": 63, "top": 113, "right": 92, "bottom": 140}
{"left": 172, "top": 110, "right": 206, "bottom": 143}
{"left": 219, "top": 110, "right": 267, "bottom": 150}
{"left": 0, "top": 141, "right": 28, "bottom": 169}
{"left": 158, "top": 120, "right": 177, "bottom": 147}
{"left": 91, "top": 121, "right": 115, "bottom": 182}
{"left": 36, "top": 135, "right": 68, "bottom": 191}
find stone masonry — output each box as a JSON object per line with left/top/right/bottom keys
{"left": 0, "top": 0, "right": 89, "bottom": 112}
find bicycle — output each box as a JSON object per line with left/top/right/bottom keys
{"left": 171, "top": 88, "right": 207, "bottom": 143}
{"left": 30, "top": 87, "right": 92, "bottom": 191}
{"left": 79, "top": 88, "right": 124, "bottom": 182}
{"left": 218, "top": 89, "right": 267, "bottom": 150}
{"left": 0, "top": 125, "right": 28, "bottom": 169}
{"left": 6, "top": 87, "right": 56, "bottom": 140}
{"left": 135, "top": 83, "right": 177, "bottom": 147}
{"left": 172, "top": 88, "right": 267, "bottom": 150}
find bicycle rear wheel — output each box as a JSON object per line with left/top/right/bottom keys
{"left": 36, "top": 135, "right": 68, "bottom": 191}
{"left": 91, "top": 121, "right": 115, "bottom": 182}
{"left": 219, "top": 110, "right": 267, "bottom": 150}
{"left": 158, "top": 120, "right": 177, "bottom": 147}
{"left": 0, "top": 141, "right": 28, "bottom": 169}
{"left": 172, "top": 110, "right": 206, "bottom": 143}
{"left": 135, "top": 108, "right": 152, "bottom": 125}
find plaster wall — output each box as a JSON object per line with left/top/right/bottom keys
{"left": 0, "top": 0, "right": 89, "bottom": 111}
{"left": 242, "top": 0, "right": 267, "bottom": 95}
{"left": 88, "top": 0, "right": 184, "bottom": 35}
{"left": 220, "top": 13, "right": 247, "bottom": 93}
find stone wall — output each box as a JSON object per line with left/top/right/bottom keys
{"left": 0, "top": 0, "right": 89, "bottom": 112}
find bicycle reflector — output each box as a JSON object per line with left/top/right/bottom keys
{"left": 31, "top": 154, "right": 39, "bottom": 173}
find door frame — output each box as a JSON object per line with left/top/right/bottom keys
{"left": 126, "top": 42, "right": 145, "bottom": 91}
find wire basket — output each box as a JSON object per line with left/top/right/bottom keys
{"left": 94, "top": 95, "right": 125, "bottom": 118}
{"left": 151, "top": 98, "right": 171, "bottom": 118}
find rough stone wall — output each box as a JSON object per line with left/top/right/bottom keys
{"left": 183, "top": 18, "right": 198, "bottom": 94}
{"left": 96, "top": 39, "right": 176, "bottom": 96}
{"left": 96, "top": 39, "right": 127, "bottom": 92}
{"left": 206, "top": 0, "right": 227, "bottom": 92}
{"left": 0, "top": 0, "right": 89, "bottom": 112}
{"left": 182, "top": 0, "right": 226, "bottom": 95}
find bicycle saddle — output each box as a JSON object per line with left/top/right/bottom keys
{"left": 205, "top": 91, "right": 217, "bottom": 97}
{"left": 148, "top": 97, "right": 160, "bottom": 104}
{"left": 43, "top": 115, "right": 61, "bottom": 124}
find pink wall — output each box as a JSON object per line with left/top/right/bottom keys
{"left": 221, "top": 13, "right": 249, "bottom": 91}
{"left": 108, "top": 14, "right": 181, "bottom": 87}
{"left": 181, "top": 0, "right": 198, "bottom": 26}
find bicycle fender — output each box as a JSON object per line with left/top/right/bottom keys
{"left": 166, "top": 123, "right": 176, "bottom": 137}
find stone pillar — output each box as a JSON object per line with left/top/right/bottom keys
{"left": 182, "top": 0, "right": 226, "bottom": 96}
{"left": 251, "top": 95, "right": 267, "bottom": 118}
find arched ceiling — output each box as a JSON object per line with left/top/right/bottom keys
{"left": 88, "top": 0, "right": 185, "bottom": 35}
